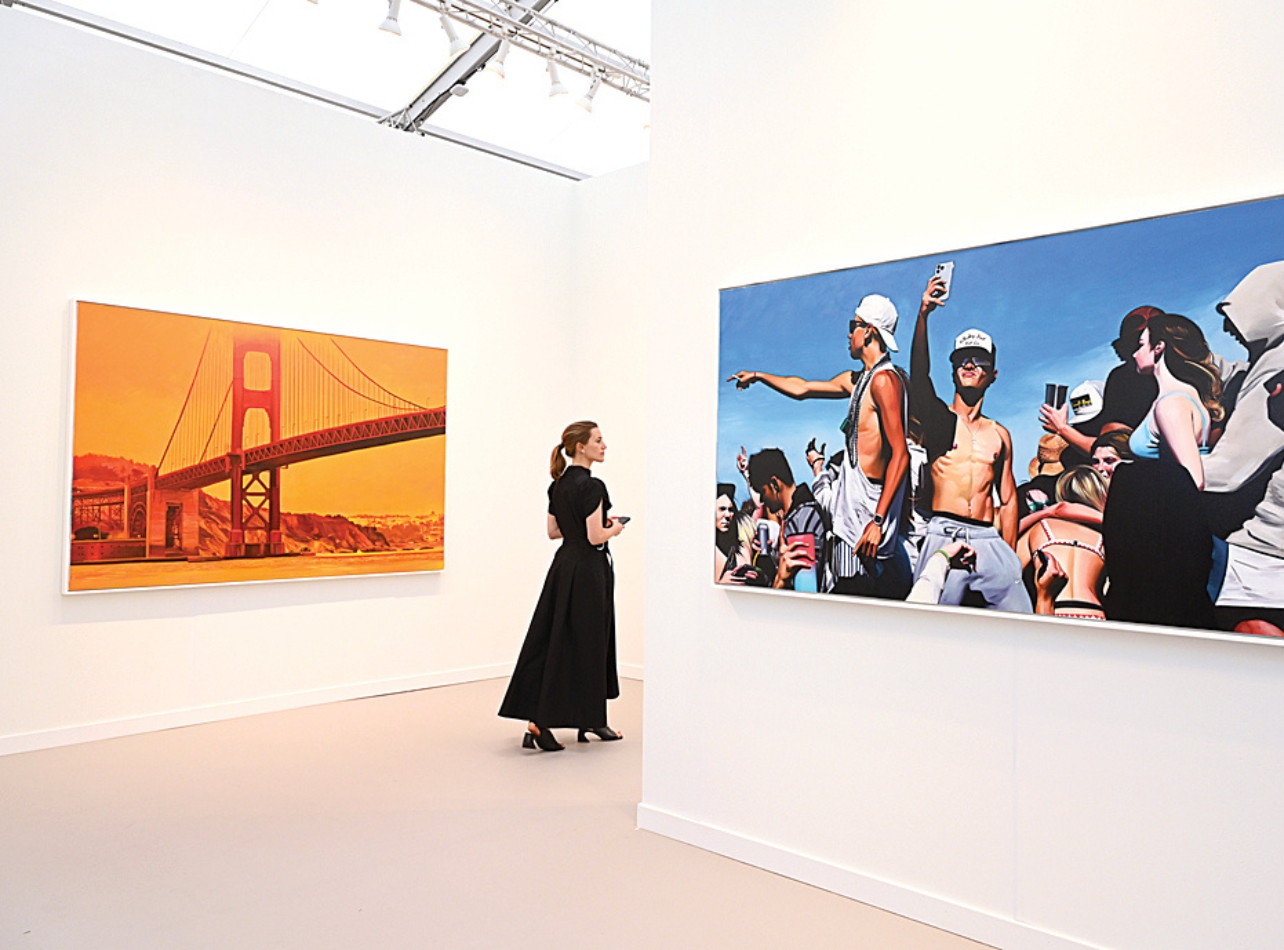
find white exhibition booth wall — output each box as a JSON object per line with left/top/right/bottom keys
{"left": 0, "top": 9, "right": 646, "bottom": 754}
{"left": 639, "top": 2, "right": 1284, "bottom": 950}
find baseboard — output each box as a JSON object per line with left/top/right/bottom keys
{"left": 620, "top": 662, "right": 644, "bottom": 681}
{"left": 0, "top": 663, "right": 511, "bottom": 757}
{"left": 636, "top": 804, "right": 1101, "bottom": 950}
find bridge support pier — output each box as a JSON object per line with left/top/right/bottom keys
{"left": 226, "top": 463, "right": 284, "bottom": 558}
{"left": 224, "top": 329, "right": 286, "bottom": 558}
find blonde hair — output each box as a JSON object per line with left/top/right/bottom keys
{"left": 1055, "top": 465, "right": 1108, "bottom": 512}
{"left": 550, "top": 420, "right": 599, "bottom": 479}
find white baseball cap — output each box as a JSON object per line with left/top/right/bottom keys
{"left": 854, "top": 294, "right": 899, "bottom": 352}
{"left": 1069, "top": 380, "right": 1105, "bottom": 424}
{"left": 951, "top": 328, "right": 994, "bottom": 359}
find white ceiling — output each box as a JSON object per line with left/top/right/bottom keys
{"left": 47, "top": 0, "right": 650, "bottom": 177}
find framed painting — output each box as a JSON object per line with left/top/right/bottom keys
{"left": 717, "top": 195, "right": 1284, "bottom": 640}
{"left": 66, "top": 303, "right": 447, "bottom": 592}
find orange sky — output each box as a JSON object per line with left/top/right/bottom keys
{"left": 73, "top": 303, "right": 447, "bottom": 518}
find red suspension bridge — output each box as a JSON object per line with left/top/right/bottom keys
{"left": 71, "top": 326, "right": 445, "bottom": 561}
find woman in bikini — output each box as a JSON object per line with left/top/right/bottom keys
{"left": 1101, "top": 313, "right": 1223, "bottom": 629}
{"left": 1017, "top": 466, "right": 1109, "bottom": 619}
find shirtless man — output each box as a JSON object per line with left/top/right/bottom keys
{"left": 909, "top": 274, "right": 1031, "bottom": 612}
{"left": 728, "top": 294, "right": 912, "bottom": 598}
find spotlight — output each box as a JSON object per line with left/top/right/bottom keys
{"left": 577, "top": 77, "right": 601, "bottom": 113}
{"left": 486, "top": 38, "right": 511, "bottom": 78}
{"left": 547, "top": 60, "right": 568, "bottom": 97}
{"left": 441, "top": 14, "right": 468, "bottom": 55}
{"left": 379, "top": 0, "right": 402, "bottom": 35}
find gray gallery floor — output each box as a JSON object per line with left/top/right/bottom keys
{"left": 1, "top": 677, "right": 989, "bottom": 949}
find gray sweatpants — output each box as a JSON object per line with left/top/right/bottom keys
{"left": 913, "top": 515, "right": 1032, "bottom": 613}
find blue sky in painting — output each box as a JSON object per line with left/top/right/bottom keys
{"left": 717, "top": 196, "right": 1284, "bottom": 496}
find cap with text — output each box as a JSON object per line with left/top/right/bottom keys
{"left": 951, "top": 328, "right": 994, "bottom": 360}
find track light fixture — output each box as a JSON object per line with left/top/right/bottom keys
{"left": 440, "top": 12, "right": 468, "bottom": 55}
{"left": 485, "top": 38, "right": 511, "bottom": 78}
{"left": 577, "top": 77, "right": 601, "bottom": 113}
{"left": 379, "top": 0, "right": 402, "bottom": 35}
{"left": 547, "top": 60, "right": 567, "bottom": 97}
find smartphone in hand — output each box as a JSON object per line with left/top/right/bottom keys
{"left": 934, "top": 261, "right": 955, "bottom": 302}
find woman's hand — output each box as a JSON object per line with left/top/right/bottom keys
{"left": 1033, "top": 550, "right": 1068, "bottom": 615}
{"left": 728, "top": 371, "right": 760, "bottom": 391}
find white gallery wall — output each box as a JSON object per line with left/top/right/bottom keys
{"left": 0, "top": 8, "right": 646, "bottom": 753}
{"left": 567, "top": 164, "right": 650, "bottom": 671}
{"left": 639, "top": 2, "right": 1284, "bottom": 950}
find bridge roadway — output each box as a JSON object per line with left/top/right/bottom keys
{"left": 153, "top": 407, "right": 446, "bottom": 491}
{"left": 69, "top": 409, "right": 446, "bottom": 510}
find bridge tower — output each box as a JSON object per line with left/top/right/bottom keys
{"left": 225, "top": 329, "right": 286, "bottom": 558}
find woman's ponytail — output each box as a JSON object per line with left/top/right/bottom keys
{"left": 550, "top": 420, "right": 599, "bottom": 479}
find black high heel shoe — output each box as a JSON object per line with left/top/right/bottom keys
{"left": 523, "top": 725, "right": 563, "bottom": 752}
{"left": 577, "top": 726, "right": 623, "bottom": 743}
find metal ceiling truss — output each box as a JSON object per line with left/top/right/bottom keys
{"left": 383, "top": 0, "right": 650, "bottom": 132}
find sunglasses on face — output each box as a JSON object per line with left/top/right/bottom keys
{"left": 951, "top": 355, "right": 993, "bottom": 370}
{"left": 849, "top": 319, "right": 867, "bottom": 334}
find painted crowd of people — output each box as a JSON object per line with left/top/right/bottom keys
{"left": 717, "top": 261, "right": 1284, "bottom": 637}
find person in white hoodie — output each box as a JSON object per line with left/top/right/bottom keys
{"left": 1202, "top": 261, "right": 1284, "bottom": 627}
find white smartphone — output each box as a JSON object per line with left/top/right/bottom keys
{"left": 934, "top": 261, "right": 955, "bottom": 302}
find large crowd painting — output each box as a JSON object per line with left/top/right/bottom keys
{"left": 716, "top": 195, "right": 1284, "bottom": 639}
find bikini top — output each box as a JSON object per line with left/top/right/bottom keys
{"left": 1128, "top": 391, "right": 1211, "bottom": 460}
{"left": 1034, "top": 519, "right": 1104, "bottom": 561}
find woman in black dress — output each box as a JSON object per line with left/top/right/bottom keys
{"left": 1101, "top": 314, "right": 1221, "bottom": 629}
{"left": 498, "top": 421, "right": 627, "bottom": 752}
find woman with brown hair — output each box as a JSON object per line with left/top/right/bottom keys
{"left": 498, "top": 421, "right": 628, "bottom": 751}
{"left": 1102, "top": 313, "right": 1221, "bottom": 629}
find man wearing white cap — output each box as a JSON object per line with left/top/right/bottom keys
{"left": 727, "top": 294, "right": 912, "bottom": 598}
{"left": 908, "top": 272, "right": 1031, "bottom": 612}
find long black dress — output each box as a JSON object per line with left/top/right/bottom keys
{"left": 498, "top": 465, "right": 619, "bottom": 729}
{"left": 1101, "top": 455, "right": 1217, "bottom": 630}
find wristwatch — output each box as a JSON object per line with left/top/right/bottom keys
{"left": 871, "top": 513, "right": 885, "bottom": 528}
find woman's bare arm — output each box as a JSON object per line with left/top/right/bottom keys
{"left": 1018, "top": 501, "right": 1102, "bottom": 537}
{"left": 586, "top": 502, "right": 625, "bottom": 546}
{"left": 547, "top": 514, "right": 562, "bottom": 540}
{"left": 1153, "top": 395, "right": 1205, "bottom": 489}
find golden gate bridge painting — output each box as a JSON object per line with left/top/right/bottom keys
{"left": 66, "top": 303, "right": 447, "bottom": 592}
